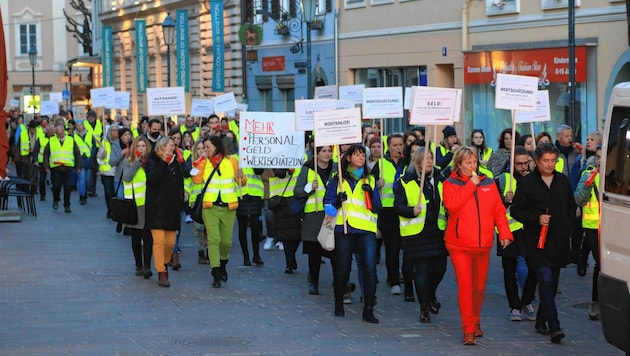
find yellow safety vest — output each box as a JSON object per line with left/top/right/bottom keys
{"left": 74, "top": 133, "right": 91, "bottom": 158}
{"left": 99, "top": 141, "right": 112, "bottom": 172}
{"left": 399, "top": 179, "right": 447, "bottom": 237}
{"left": 37, "top": 136, "right": 50, "bottom": 164}
{"left": 304, "top": 168, "right": 325, "bottom": 213}
{"left": 241, "top": 167, "right": 264, "bottom": 198}
{"left": 85, "top": 120, "right": 103, "bottom": 139}
{"left": 377, "top": 158, "right": 398, "bottom": 207}
{"left": 19, "top": 124, "right": 30, "bottom": 156}
{"left": 555, "top": 156, "right": 565, "bottom": 174}
{"left": 201, "top": 158, "right": 239, "bottom": 204}
{"left": 497, "top": 173, "right": 524, "bottom": 232}
{"left": 582, "top": 170, "right": 600, "bottom": 229}
{"left": 228, "top": 120, "right": 239, "bottom": 137}
{"left": 36, "top": 126, "right": 44, "bottom": 141}
{"left": 181, "top": 125, "right": 200, "bottom": 141}
{"left": 335, "top": 176, "right": 378, "bottom": 233}
{"left": 123, "top": 166, "right": 147, "bottom": 207}
{"left": 269, "top": 170, "right": 299, "bottom": 198}
{"left": 49, "top": 136, "right": 75, "bottom": 168}
{"left": 131, "top": 128, "right": 139, "bottom": 138}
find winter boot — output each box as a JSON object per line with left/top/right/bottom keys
{"left": 211, "top": 267, "right": 222, "bottom": 288}
{"left": 362, "top": 299, "right": 379, "bottom": 323}
{"left": 158, "top": 272, "right": 170, "bottom": 287}
{"left": 220, "top": 259, "right": 229, "bottom": 282}
{"left": 420, "top": 303, "right": 431, "bottom": 323}
{"left": 171, "top": 252, "right": 181, "bottom": 270}
{"left": 198, "top": 250, "right": 210, "bottom": 264}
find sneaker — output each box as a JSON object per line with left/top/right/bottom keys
{"left": 185, "top": 214, "right": 193, "bottom": 223}
{"left": 509, "top": 309, "right": 522, "bottom": 321}
{"left": 263, "top": 237, "right": 275, "bottom": 251}
{"left": 275, "top": 241, "right": 285, "bottom": 251}
{"left": 343, "top": 293, "right": 352, "bottom": 304}
{"left": 390, "top": 285, "right": 402, "bottom": 295}
{"left": 522, "top": 304, "right": 536, "bottom": 321}
{"left": 588, "top": 302, "right": 600, "bottom": 320}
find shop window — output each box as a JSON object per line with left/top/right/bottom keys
{"left": 255, "top": 76, "right": 273, "bottom": 111}
{"left": 276, "top": 75, "right": 295, "bottom": 112}
{"left": 604, "top": 107, "right": 630, "bottom": 196}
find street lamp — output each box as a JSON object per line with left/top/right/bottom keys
{"left": 28, "top": 44, "right": 37, "bottom": 112}
{"left": 161, "top": 12, "right": 176, "bottom": 87}
{"left": 301, "top": 0, "right": 317, "bottom": 99}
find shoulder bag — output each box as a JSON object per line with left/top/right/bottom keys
{"left": 267, "top": 174, "right": 292, "bottom": 211}
{"left": 111, "top": 171, "right": 138, "bottom": 225}
{"left": 190, "top": 159, "right": 221, "bottom": 224}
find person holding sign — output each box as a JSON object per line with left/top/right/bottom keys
{"left": 442, "top": 147, "right": 512, "bottom": 345}
{"left": 436, "top": 126, "right": 460, "bottom": 170}
{"left": 269, "top": 168, "right": 302, "bottom": 274}
{"left": 394, "top": 147, "right": 447, "bottom": 324}
{"left": 191, "top": 135, "right": 246, "bottom": 288}
{"left": 294, "top": 145, "right": 335, "bottom": 295}
{"left": 145, "top": 137, "right": 185, "bottom": 288}
{"left": 510, "top": 142, "right": 577, "bottom": 343}
{"left": 324, "top": 144, "right": 381, "bottom": 323}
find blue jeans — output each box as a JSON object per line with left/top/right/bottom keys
{"left": 535, "top": 266, "right": 561, "bottom": 331}
{"left": 76, "top": 168, "right": 86, "bottom": 197}
{"left": 412, "top": 256, "right": 447, "bottom": 304}
{"left": 333, "top": 232, "right": 377, "bottom": 305}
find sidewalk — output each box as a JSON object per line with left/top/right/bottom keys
{"left": 0, "top": 180, "right": 621, "bottom": 355}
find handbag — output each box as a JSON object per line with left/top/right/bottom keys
{"left": 288, "top": 196, "right": 307, "bottom": 217}
{"left": 317, "top": 215, "right": 336, "bottom": 251}
{"left": 190, "top": 159, "right": 221, "bottom": 224}
{"left": 111, "top": 172, "right": 138, "bottom": 225}
{"left": 268, "top": 174, "right": 293, "bottom": 211}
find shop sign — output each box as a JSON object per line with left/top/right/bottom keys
{"left": 262, "top": 56, "right": 285, "bottom": 72}
{"left": 464, "top": 47, "right": 587, "bottom": 86}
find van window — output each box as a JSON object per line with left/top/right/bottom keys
{"left": 604, "top": 107, "right": 630, "bottom": 196}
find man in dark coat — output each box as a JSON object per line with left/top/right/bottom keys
{"left": 510, "top": 142, "right": 577, "bottom": 344}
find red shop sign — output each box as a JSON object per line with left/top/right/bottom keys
{"left": 464, "top": 47, "right": 587, "bottom": 85}
{"left": 262, "top": 56, "right": 286, "bottom": 72}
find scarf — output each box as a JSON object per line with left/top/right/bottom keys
{"left": 210, "top": 154, "right": 223, "bottom": 168}
{"left": 347, "top": 166, "right": 364, "bottom": 181}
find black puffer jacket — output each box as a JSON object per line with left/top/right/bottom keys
{"left": 145, "top": 150, "right": 185, "bottom": 230}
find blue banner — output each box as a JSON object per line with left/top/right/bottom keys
{"left": 176, "top": 10, "right": 190, "bottom": 92}
{"left": 135, "top": 20, "right": 148, "bottom": 93}
{"left": 210, "top": 0, "right": 224, "bottom": 92}
{"left": 102, "top": 26, "right": 113, "bottom": 87}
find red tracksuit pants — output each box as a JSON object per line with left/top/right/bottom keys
{"left": 447, "top": 246, "right": 491, "bottom": 334}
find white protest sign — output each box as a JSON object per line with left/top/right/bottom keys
{"left": 409, "top": 87, "right": 458, "bottom": 125}
{"left": 239, "top": 111, "right": 305, "bottom": 169}
{"left": 112, "top": 91, "right": 130, "bottom": 110}
{"left": 49, "top": 92, "right": 63, "bottom": 103}
{"left": 40, "top": 100, "right": 58, "bottom": 116}
{"left": 147, "top": 87, "right": 186, "bottom": 116}
{"left": 191, "top": 98, "right": 214, "bottom": 117}
{"left": 339, "top": 84, "right": 364, "bottom": 104}
{"left": 362, "top": 87, "right": 404, "bottom": 119}
{"left": 404, "top": 87, "right": 412, "bottom": 110}
{"left": 294, "top": 99, "right": 337, "bottom": 131}
{"left": 495, "top": 73, "right": 538, "bottom": 112}
{"left": 90, "top": 87, "right": 115, "bottom": 108}
{"left": 10, "top": 99, "right": 19, "bottom": 108}
{"left": 314, "top": 85, "right": 338, "bottom": 99}
{"left": 74, "top": 105, "right": 86, "bottom": 120}
{"left": 236, "top": 103, "right": 248, "bottom": 111}
{"left": 213, "top": 92, "right": 237, "bottom": 114}
{"left": 313, "top": 107, "right": 362, "bottom": 146}
{"left": 337, "top": 100, "right": 355, "bottom": 109}
{"left": 453, "top": 89, "right": 463, "bottom": 123}
{"left": 516, "top": 90, "right": 551, "bottom": 123}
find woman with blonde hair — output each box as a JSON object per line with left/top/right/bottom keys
{"left": 145, "top": 137, "right": 185, "bottom": 287}
{"left": 121, "top": 136, "right": 153, "bottom": 278}
{"left": 188, "top": 139, "right": 210, "bottom": 264}
{"left": 443, "top": 146, "right": 513, "bottom": 345}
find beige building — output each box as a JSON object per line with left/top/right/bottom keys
{"left": 1, "top": 0, "right": 92, "bottom": 113}
{"left": 337, "top": 0, "right": 629, "bottom": 143}
{"left": 98, "top": 0, "right": 246, "bottom": 122}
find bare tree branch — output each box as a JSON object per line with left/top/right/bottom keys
{"left": 64, "top": 0, "right": 92, "bottom": 56}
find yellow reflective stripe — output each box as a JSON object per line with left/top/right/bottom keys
{"left": 304, "top": 169, "right": 325, "bottom": 212}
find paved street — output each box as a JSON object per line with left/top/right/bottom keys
{"left": 0, "top": 181, "right": 622, "bottom": 355}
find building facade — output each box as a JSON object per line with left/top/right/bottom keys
{"left": 1, "top": 0, "right": 92, "bottom": 114}
{"left": 98, "top": 0, "right": 245, "bottom": 122}
{"left": 336, "top": 0, "right": 629, "bottom": 144}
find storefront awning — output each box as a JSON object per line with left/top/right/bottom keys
{"left": 67, "top": 56, "right": 101, "bottom": 69}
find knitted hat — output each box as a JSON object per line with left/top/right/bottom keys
{"left": 442, "top": 125, "right": 457, "bottom": 139}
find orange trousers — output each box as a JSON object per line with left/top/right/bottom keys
{"left": 447, "top": 247, "right": 491, "bottom": 334}
{"left": 151, "top": 229, "right": 176, "bottom": 273}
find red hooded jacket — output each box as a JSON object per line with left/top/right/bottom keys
{"left": 443, "top": 171, "right": 513, "bottom": 251}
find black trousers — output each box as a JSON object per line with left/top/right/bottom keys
{"left": 50, "top": 167, "right": 73, "bottom": 207}
{"left": 378, "top": 208, "right": 402, "bottom": 286}
{"left": 502, "top": 256, "right": 537, "bottom": 310}
{"left": 237, "top": 214, "right": 262, "bottom": 258}
{"left": 131, "top": 227, "right": 153, "bottom": 269}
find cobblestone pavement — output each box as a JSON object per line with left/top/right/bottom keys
{"left": 0, "top": 183, "right": 622, "bottom": 355}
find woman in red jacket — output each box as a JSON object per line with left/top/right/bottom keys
{"left": 443, "top": 146, "right": 513, "bottom": 345}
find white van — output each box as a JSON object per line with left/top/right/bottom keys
{"left": 600, "top": 82, "right": 630, "bottom": 353}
